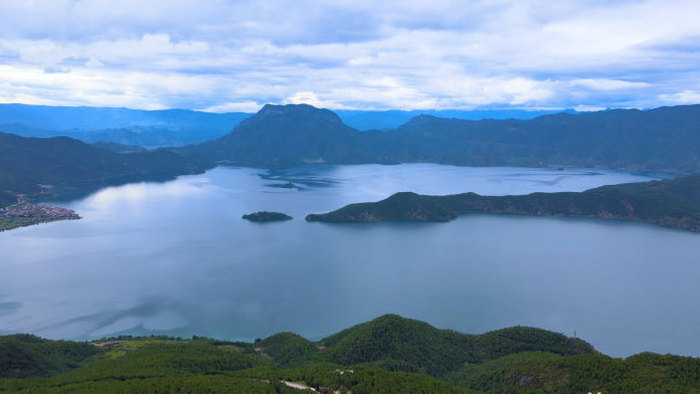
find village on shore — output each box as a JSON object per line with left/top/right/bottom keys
{"left": 0, "top": 196, "right": 80, "bottom": 231}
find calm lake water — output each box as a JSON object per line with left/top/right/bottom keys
{"left": 1, "top": 164, "right": 697, "bottom": 358}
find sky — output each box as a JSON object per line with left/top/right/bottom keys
{"left": 0, "top": 0, "right": 699, "bottom": 112}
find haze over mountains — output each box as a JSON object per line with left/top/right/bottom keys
{"left": 0, "top": 104, "right": 250, "bottom": 148}
{"left": 0, "top": 103, "right": 574, "bottom": 148}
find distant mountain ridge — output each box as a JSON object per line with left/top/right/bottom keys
{"left": 335, "top": 108, "right": 578, "bottom": 130}
{"left": 185, "top": 103, "right": 700, "bottom": 172}
{"left": 0, "top": 103, "right": 576, "bottom": 147}
{"left": 0, "top": 103, "right": 251, "bottom": 147}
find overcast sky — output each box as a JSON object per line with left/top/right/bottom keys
{"left": 0, "top": 0, "right": 699, "bottom": 112}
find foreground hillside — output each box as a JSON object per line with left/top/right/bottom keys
{"left": 185, "top": 103, "right": 700, "bottom": 172}
{"left": 1, "top": 314, "right": 699, "bottom": 393}
{"left": 307, "top": 174, "right": 700, "bottom": 232}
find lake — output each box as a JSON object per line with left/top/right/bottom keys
{"left": 1, "top": 164, "right": 697, "bottom": 358}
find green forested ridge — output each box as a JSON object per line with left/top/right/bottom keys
{"left": 184, "top": 103, "right": 700, "bottom": 171}
{"left": 307, "top": 174, "right": 700, "bottom": 231}
{"left": 2, "top": 314, "right": 698, "bottom": 393}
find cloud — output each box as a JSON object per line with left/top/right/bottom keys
{"left": 201, "top": 101, "right": 264, "bottom": 113}
{"left": 0, "top": 0, "right": 698, "bottom": 110}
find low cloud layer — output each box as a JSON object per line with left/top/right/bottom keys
{"left": 0, "top": 0, "right": 698, "bottom": 111}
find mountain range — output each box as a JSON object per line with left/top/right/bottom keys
{"left": 182, "top": 103, "right": 700, "bottom": 172}
{"left": 2, "top": 102, "right": 700, "bottom": 205}
{"left": 0, "top": 103, "right": 570, "bottom": 148}
{"left": 0, "top": 104, "right": 250, "bottom": 148}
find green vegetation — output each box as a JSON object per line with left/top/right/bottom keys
{"left": 242, "top": 211, "right": 293, "bottom": 222}
{"left": 0, "top": 334, "right": 99, "bottom": 378}
{"left": 307, "top": 174, "right": 700, "bottom": 232}
{"left": 4, "top": 315, "right": 698, "bottom": 392}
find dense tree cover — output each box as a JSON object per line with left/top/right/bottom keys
{"left": 0, "top": 334, "right": 99, "bottom": 378}
{"left": 1, "top": 315, "right": 700, "bottom": 392}
{"left": 317, "top": 315, "right": 594, "bottom": 378}
{"left": 184, "top": 103, "right": 700, "bottom": 172}
{"left": 258, "top": 332, "right": 318, "bottom": 367}
{"left": 307, "top": 174, "right": 700, "bottom": 231}
{"left": 233, "top": 365, "right": 479, "bottom": 393}
{"left": 448, "top": 351, "right": 700, "bottom": 393}
{"left": 0, "top": 315, "right": 700, "bottom": 393}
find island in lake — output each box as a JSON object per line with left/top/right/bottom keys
{"left": 242, "top": 211, "right": 293, "bottom": 222}
{"left": 306, "top": 174, "right": 700, "bottom": 232}
{"left": 0, "top": 200, "right": 80, "bottom": 231}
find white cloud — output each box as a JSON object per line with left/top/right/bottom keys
{"left": 658, "top": 90, "right": 700, "bottom": 105}
{"left": 0, "top": 0, "right": 698, "bottom": 110}
{"left": 201, "top": 101, "right": 264, "bottom": 113}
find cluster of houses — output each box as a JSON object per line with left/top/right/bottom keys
{"left": 0, "top": 197, "right": 80, "bottom": 225}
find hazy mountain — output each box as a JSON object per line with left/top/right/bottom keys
{"left": 335, "top": 108, "right": 577, "bottom": 130}
{"left": 0, "top": 103, "right": 579, "bottom": 147}
{"left": 0, "top": 104, "right": 251, "bottom": 147}
{"left": 184, "top": 103, "right": 384, "bottom": 167}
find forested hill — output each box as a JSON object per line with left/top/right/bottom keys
{"left": 183, "top": 103, "right": 379, "bottom": 167}
{"left": 185, "top": 103, "right": 700, "bottom": 171}
{"left": 0, "top": 131, "right": 207, "bottom": 205}
{"left": 4, "top": 314, "right": 700, "bottom": 393}
{"left": 306, "top": 174, "right": 700, "bottom": 231}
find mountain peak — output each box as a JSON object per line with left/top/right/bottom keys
{"left": 256, "top": 103, "right": 342, "bottom": 123}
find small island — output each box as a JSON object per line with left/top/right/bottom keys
{"left": 0, "top": 200, "right": 81, "bottom": 231}
{"left": 306, "top": 174, "right": 700, "bottom": 232}
{"left": 242, "top": 211, "right": 293, "bottom": 222}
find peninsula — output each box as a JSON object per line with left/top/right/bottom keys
{"left": 0, "top": 200, "right": 80, "bottom": 231}
{"left": 306, "top": 174, "right": 700, "bottom": 232}
{"left": 242, "top": 211, "right": 293, "bottom": 222}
